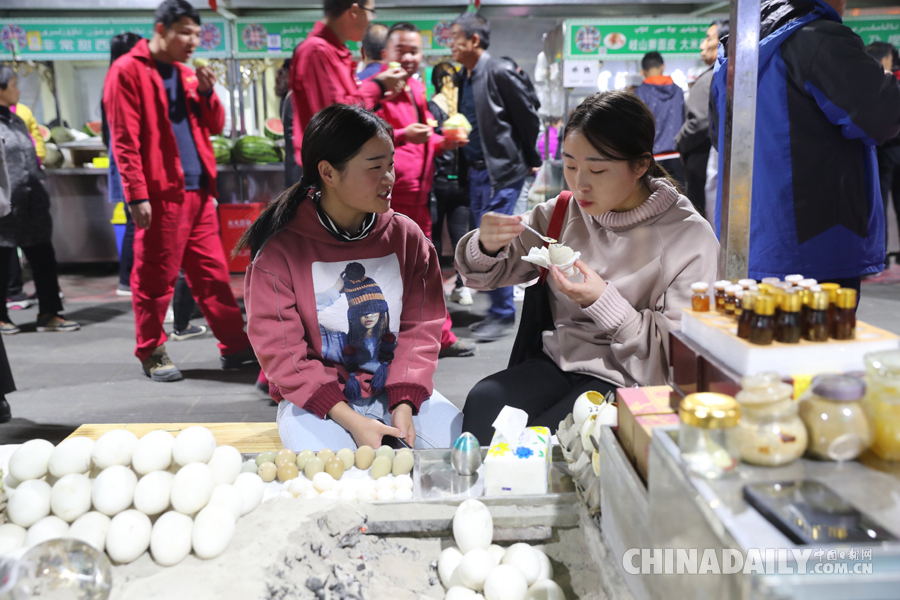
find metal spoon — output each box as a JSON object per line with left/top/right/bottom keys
{"left": 523, "top": 223, "right": 557, "bottom": 245}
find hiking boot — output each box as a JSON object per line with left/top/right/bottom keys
{"left": 0, "top": 397, "right": 10, "bottom": 423}
{"left": 36, "top": 315, "right": 81, "bottom": 332}
{"left": 439, "top": 339, "right": 477, "bottom": 358}
{"left": 6, "top": 292, "right": 32, "bottom": 310}
{"left": 0, "top": 321, "right": 20, "bottom": 335}
{"left": 170, "top": 324, "right": 208, "bottom": 341}
{"left": 449, "top": 286, "right": 473, "bottom": 306}
{"left": 116, "top": 284, "right": 132, "bottom": 297}
{"left": 470, "top": 316, "right": 516, "bottom": 341}
{"left": 221, "top": 346, "right": 259, "bottom": 370}
{"left": 141, "top": 345, "right": 183, "bottom": 382}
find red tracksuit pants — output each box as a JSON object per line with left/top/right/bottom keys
{"left": 391, "top": 199, "right": 457, "bottom": 350}
{"left": 131, "top": 190, "right": 250, "bottom": 362}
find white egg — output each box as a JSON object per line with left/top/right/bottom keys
{"left": 50, "top": 473, "right": 92, "bottom": 522}
{"left": 287, "top": 478, "right": 312, "bottom": 497}
{"left": 172, "top": 426, "right": 216, "bottom": 466}
{"left": 191, "top": 504, "right": 235, "bottom": 560}
{"left": 207, "top": 484, "right": 242, "bottom": 521}
{"left": 453, "top": 499, "right": 493, "bottom": 554}
{"left": 232, "top": 472, "right": 264, "bottom": 516}
{"left": 445, "top": 587, "right": 477, "bottom": 600}
{"left": 458, "top": 548, "right": 494, "bottom": 591}
{"left": 356, "top": 488, "right": 377, "bottom": 503}
{"left": 338, "top": 489, "right": 359, "bottom": 502}
{"left": 68, "top": 512, "right": 111, "bottom": 552}
{"left": 487, "top": 545, "right": 506, "bottom": 566}
{"left": 339, "top": 479, "right": 359, "bottom": 494}
{"left": 534, "top": 549, "right": 553, "bottom": 581}
{"left": 302, "top": 489, "right": 320, "bottom": 500}
{"left": 394, "top": 474, "right": 413, "bottom": 490}
{"left": 150, "top": 511, "right": 193, "bottom": 566}
{"left": 106, "top": 510, "right": 152, "bottom": 564}
{"left": 376, "top": 488, "right": 394, "bottom": 501}
{"left": 8, "top": 439, "right": 55, "bottom": 481}
{"left": 131, "top": 430, "right": 175, "bottom": 475}
{"left": 525, "top": 580, "right": 565, "bottom": 600}
{"left": 25, "top": 515, "right": 69, "bottom": 547}
{"left": 0, "top": 524, "right": 27, "bottom": 556}
{"left": 207, "top": 445, "right": 242, "bottom": 485}
{"left": 572, "top": 391, "right": 607, "bottom": 430}
{"left": 579, "top": 416, "right": 596, "bottom": 452}
{"left": 501, "top": 544, "right": 542, "bottom": 586}
{"left": 376, "top": 477, "right": 395, "bottom": 491}
{"left": 91, "top": 430, "right": 139, "bottom": 469}
{"left": 48, "top": 437, "right": 95, "bottom": 478}
{"left": 312, "top": 472, "right": 335, "bottom": 493}
{"left": 484, "top": 564, "right": 528, "bottom": 600}
{"left": 7, "top": 479, "right": 51, "bottom": 527}
{"left": 134, "top": 471, "right": 175, "bottom": 516}
{"left": 170, "top": 462, "right": 214, "bottom": 515}
{"left": 319, "top": 490, "right": 338, "bottom": 500}
{"left": 91, "top": 465, "right": 138, "bottom": 517}
{"left": 394, "top": 487, "right": 413, "bottom": 501}
{"left": 438, "top": 546, "right": 464, "bottom": 589}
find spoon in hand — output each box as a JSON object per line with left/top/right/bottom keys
{"left": 523, "top": 223, "right": 557, "bottom": 245}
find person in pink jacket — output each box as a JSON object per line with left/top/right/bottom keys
{"left": 240, "top": 104, "right": 462, "bottom": 451}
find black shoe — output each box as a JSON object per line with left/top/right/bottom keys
{"left": 439, "top": 339, "right": 477, "bottom": 358}
{"left": 0, "top": 397, "right": 11, "bottom": 423}
{"left": 170, "top": 324, "right": 208, "bottom": 341}
{"left": 470, "top": 316, "right": 516, "bottom": 341}
{"left": 221, "top": 346, "right": 259, "bottom": 370}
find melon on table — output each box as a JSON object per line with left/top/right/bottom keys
{"left": 37, "top": 124, "right": 52, "bottom": 143}
{"left": 82, "top": 121, "right": 102, "bottom": 137}
{"left": 264, "top": 118, "right": 284, "bottom": 141}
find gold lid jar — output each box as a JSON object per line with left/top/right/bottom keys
{"left": 679, "top": 393, "right": 741, "bottom": 429}
{"left": 781, "top": 292, "right": 802, "bottom": 313}
{"left": 754, "top": 295, "right": 777, "bottom": 316}
{"left": 679, "top": 393, "right": 741, "bottom": 478}
{"left": 810, "top": 291, "right": 830, "bottom": 311}
{"left": 836, "top": 288, "right": 857, "bottom": 309}
{"left": 820, "top": 282, "right": 840, "bottom": 304}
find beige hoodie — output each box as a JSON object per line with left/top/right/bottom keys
{"left": 455, "top": 178, "right": 719, "bottom": 387}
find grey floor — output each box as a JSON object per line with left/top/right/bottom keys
{"left": 1, "top": 274, "right": 898, "bottom": 445}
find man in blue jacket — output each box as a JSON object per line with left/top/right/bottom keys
{"left": 711, "top": 0, "right": 900, "bottom": 289}
{"left": 634, "top": 52, "right": 686, "bottom": 189}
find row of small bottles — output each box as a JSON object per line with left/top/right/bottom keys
{"left": 690, "top": 276, "right": 857, "bottom": 345}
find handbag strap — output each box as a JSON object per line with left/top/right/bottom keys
{"left": 538, "top": 191, "right": 572, "bottom": 283}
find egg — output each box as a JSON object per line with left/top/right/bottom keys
{"left": 48, "top": 436, "right": 95, "bottom": 478}
{"left": 589, "top": 402, "right": 617, "bottom": 450}
{"left": 355, "top": 446, "right": 375, "bottom": 469}
{"left": 91, "top": 429, "right": 139, "bottom": 470}
{"left": 277, "top": 462, "right": 299, "bottom": 482}
{"left": 339, "top": 488, "right": 359, "bottom": 502}
{"left": 453, "top": 499, "right": 493, "bottom": 554}
{"left": 296, "top": 449, "right": 315, "bottom": 470}
{"left": 579, "top": 416, "right": 596, "bottom": 453}
{"left": 171, "top": 462, "right": 215, "bottom": 515}
{"left": 257, "top": 462, "right": 277, "bottom": 482}
{"left": 356, "top": 487, "right": 377, "bottom": 502}
{"left": 240, "top": 460, "right": 258, "bottom": 474}
{"left": 394, "top": 487, "right": 413, "bottom": 501}
{"left": 278, "top": 490, "right": 295, "bottom": 500}
{"left": 302, "top": 489, "right": 320, "bottom": 500}
{"left": 150, "top": 511, "right": 193, "bottom": 567}
{"left": 25, "top": 515, "right": 69, "bottom": 548}
{"left": 312, "top": 472, "right": 335, "bottom": 493}
{"left": 0, "top": 524, "right": 26, "bottom": 555}
{"left": 501, "top": 544, "right": 541, "bottom": 586}
{"left": 445, "top": 587, "right": 478, "bottom": 600}
{"left": 8, "top": 479, "right": 51, "bottom": 527}
{"left": 376, "top": 488, "right": 394, "bottom": 501}
{"left": 397, "top": 447, "right": 414, "bottom": 458}
{"left": 192, "top": 505, "right": 235, "bottom": 559}
{"left": 484, "top": 565, "right": 528, "bottom": 600}
{"left": 534, "top": 549, "right": 553, "bottom": 581}
{"left": 287, "top": 477, "right": 312, "bottom": 497}
{"left": 133, "top": 471, "right": 175, "bottom": 516}
{"left": 392, "top": 451, "right": 414, "bottom": 476}
{"left": 487, "top": 545, "right": 506, "bottom": 566}
{"left": 525, "top": 580, "right": 565, "bottom": 600}
{"left": 375, "top": 445, "right": 395, "bottom": 461}
{"left": 304, "top": 457, "right": 325, "bottom": 480}
{"left": 324, "top": 457, "right": 345, "bottom": 480}
{"left": 438, "top": 546, "right": 464, "bottom": 588}
{"left": 458, "top": 548, "right": 494, "bottom": 591}
{"left": 370, "top": 456, "right": 392, "bottom": 479}
{"left": 8, "top": 438, "right": 55, "bottom": 481}
{"left": 172, "top": 426, "right": 217, "bottom": 466}
{"left": 69, "top": 512, "right": 111, "bottom": 552}
{"left": 274, "top": 449, "right": 296, "bottom": 467}
{"left": 592, "top": 451, "right": 600, "bottom": 477}
{"left": 376, "top": 477, "right": 395, "bottom": 492}
{"left": 255, "top": 451, "right": 277, "bottom": 466}
{"left": 336, "top": 448, "right": 355, "bottom": 470}
{"left": 106, "top": 510, "right": 152, "bottom": 564}
{"left": 233, "top": 472, "right": 264, "bottom": 516}
{"left": 572, "top": 391, "right": 606, "bottom": 430}
{"left": 207, "top": 445, "right": 242, "bottom": 485}
{"left": 92, "top": 465, "right": 138, "bottom": 517}
{"left": 317, "top": 448, "right": 336, "bottom": 463}
{"left": 131, "top": 430, "right": 175, "bottom": 475}
{"left": 394, "top": 474, "right": 413, "bottom": 490}
{"left": 207, "top": 484, "right": 243, "bottom": 521}
{"left": 50, "top": 473, "right": 92, "bottom": 522}
{"left": 319, "top": 490, "right": 338, "bottom": 500}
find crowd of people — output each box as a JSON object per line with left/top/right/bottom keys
{"left": 0, "top": 0, "right": 897, "bottom": 452}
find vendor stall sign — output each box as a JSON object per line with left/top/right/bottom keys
{"left": 0, "top": 17, "right": 230, "bottom": 61}
{"left": 565, "top": 19, "right": 710, "bottom": 61}
{"left": 845, "top": 16, "right": 900, "bottom": 46}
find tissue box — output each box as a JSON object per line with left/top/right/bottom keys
{"left": 484, "top": 426, "right": 551, "bottom": 496}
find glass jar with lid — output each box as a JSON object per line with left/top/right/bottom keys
{"left": 798, "top": 375, "right": 872, "bottom": 461}
{"left": 735, "top": 373, "right": 807, "bottom": 466}
{"left": 864, "top": 350, "right": 900, "bottom": 461}
{"left": 678, "top": 393, "right": 741, "bottom": 478}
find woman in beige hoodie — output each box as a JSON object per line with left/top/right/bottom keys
{"left": 456, "top": 91, "right": 719, "bottom": 443}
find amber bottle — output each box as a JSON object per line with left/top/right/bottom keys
{"left": 691, "top": 282, "right": 710, "bottom": 312}
{"left": 833, "top": 288, "right": 857, "bottom": 340}
{"left": 804, "top": 291, "right": 830, "bottom": 342}
{"left": 775, "top": 292, "right": 802, "bottom": 344}
{"left": 749, "top": 295, "right": 777, "bottom": 346}
{"left": 714, "top": 280, "right": 729, "bottom": 313}
{"left": 725, "top": 285, "right": 741, "bottom": 316}
{"left": 820, "top": 283, "right": 840, "bottom": 338}
{"left": 737, "top": 292, "right": 757, "bottom": 339}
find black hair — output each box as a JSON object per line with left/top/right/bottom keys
{"left": 452, "top": 12, "right": 490, "bottom": 50}
{"left": 387, "top": 21, "right": 419, "bottom": 38}
{"left": 324, "top": 0, "right": 358, "bottom": 20}
{"left": 155, "top": 0, "right": 200, "bottom": 28}
{"left": 102, "top": 32, "right": 143, "bottom": 148}
{"left": 237, "top": 104, "right": 394, "bottom": 258}
{"left": 362, "top": 23, "right": 388, "bottom": 62}
{"left": 431, "top": 62, "right": 457, "bottom": 94}
{"left": 0, "top": 65, "right": 15, "bottom": 91}
{"left": 867, "top": 41, "right": 897, "bottom": 68}
{"left": 712, "top": 19, "right": 729, "bottom": 40}
{"left": 564, "top": 91, "right": 680, "bottom": 191}
{"left": 641, "top": 51, "right": 664, "bottom": 71}
{"left": 275, "top": 58, "right": 291, "bottom": 98}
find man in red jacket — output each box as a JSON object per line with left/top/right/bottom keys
{"left": 289, "top": 0, "right": 407, "bottom": 167}
{"left": 104, "top": 0, "right": 256, "bottom": 381}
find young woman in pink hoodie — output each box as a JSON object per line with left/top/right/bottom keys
{"left": 240, "top": 104, "right": 462, "bottom": 452}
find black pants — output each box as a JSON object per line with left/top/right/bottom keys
{"left": 658, "top": 157, "right": 687, "bottom": 194}
{"left": 877, "top": 145, "right": 900, "bottom": 255}
{"left": 462, "top": 353, "right": 617, "bottom": 445}
{"left": 0, "top": 334, "right": 14, "bottom": 396}
{"left": 172, "top": 269, "right": 197, "bottom": 333}
{"left": 432, "top": 179, "right": 471, "bottom": 259}
{"left": 682, "top": 146, "right": 710, "bottom": 217}
{"left": 0, "top": 243, "right": 62, "bottom": 322}
{"left": 120, "top": 208, "right": 135, "bottom": 288}
{"left": 7, "top": 251, "right": 23, "bottom": 297}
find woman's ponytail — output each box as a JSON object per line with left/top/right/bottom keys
{"left": 645, "top": 157, "right": 682, "bottom": 194}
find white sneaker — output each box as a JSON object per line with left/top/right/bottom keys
{"left": 450, "top": 286, "right": 473, "bottom": 306}
{"left": 164, "top": 306, "right": 175, "bottom": 324}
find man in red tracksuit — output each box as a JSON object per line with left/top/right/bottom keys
{"left": 377, "top": 23, "right": 475, "bottom": 359}
{"left": 104, "top": 0, "right": 256, "bottom": 381}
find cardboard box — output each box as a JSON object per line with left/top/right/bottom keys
{"left": 616, "top": 386, "right": 676, "bottom": 476}
{"left": 633, "top": 414, "right": 680, "bottom": 482}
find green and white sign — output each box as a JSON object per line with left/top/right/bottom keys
{"left": 845, "top": 16, "right": 900, "bottom": 46}
{"left": 233, "top": 15, "right": 457, "bottom": 59}
{"left": 565, "top": 19, "right": 710, "bottom": 61}
{"left": 0, "top": 17, "right": 230, "bottom": 61}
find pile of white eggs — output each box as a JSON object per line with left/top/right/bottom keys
{"left": 274, "top": 471, "right": 414, "bottom": 503}
{"left": 438, "top": 500, "right": 565, "bottom": 600}
{"left": 0, "top": 426, "right": 265, "bottom": 566}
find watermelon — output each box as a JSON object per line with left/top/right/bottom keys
{"left": 43, "top": 143, "right": 64, "bottom": 168}
{"left": 264, "top": 118, "right": 284, "bottom": 141}
{"left": 83, "top": 121, "right": 102, "bottom": 137}
{"left": 37, "top": 124, "right": 52, "bottom": 143}
{"left": 233, "top": 135, "right": 281, "bottom": 164}
{"left": 50, "top": 126, "right": 75, "bottom": 145}
{"left": 211, "top": 135, "right": 234, "bottom": 149}
{"left": 213, "top": 143, "right": 231, "bottom": 165}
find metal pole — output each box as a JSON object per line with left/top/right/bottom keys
{"left": 228, "top": 59, "right": 238, "bottom": 139}
{"left": 718, "top": 0, "right": 761, "bottom": 281}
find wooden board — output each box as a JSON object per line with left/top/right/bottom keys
{"left": 65, "top": 423, "right": 282, "bottom": 453}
